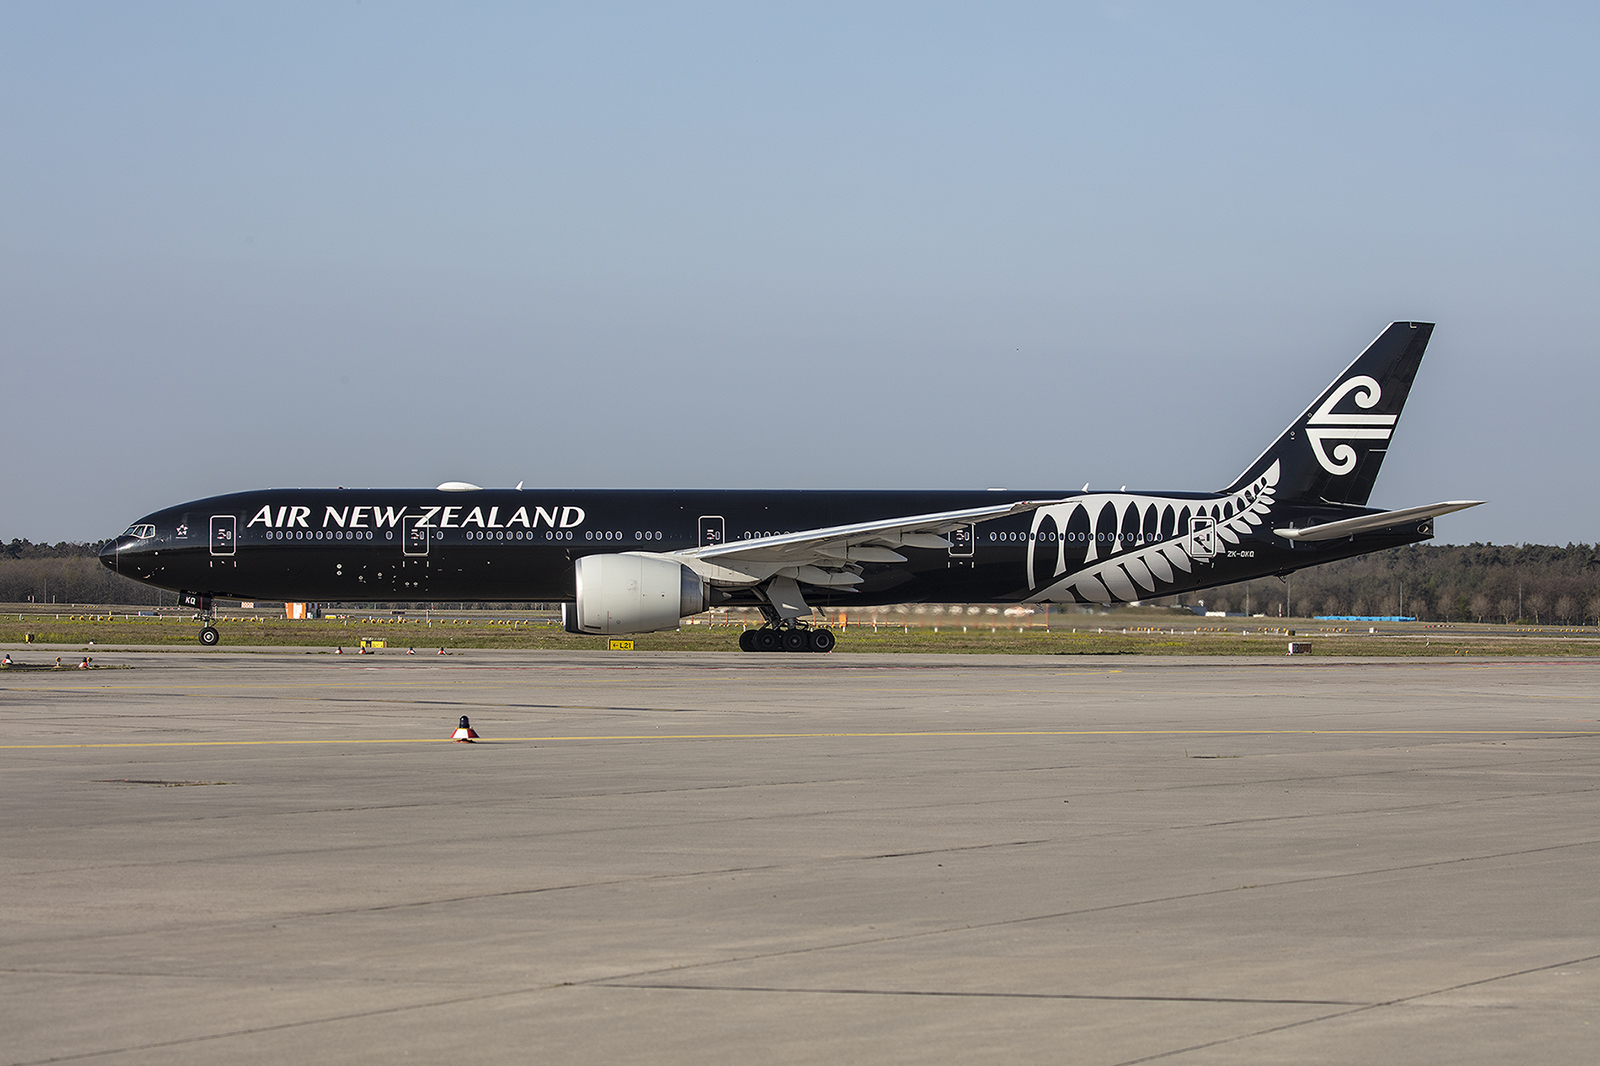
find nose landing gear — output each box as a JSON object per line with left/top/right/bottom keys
{"left": 179, "top": 591, "right": 220, "bottom": 646}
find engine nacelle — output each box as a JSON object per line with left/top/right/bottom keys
{"left": 564, "top": 553, "right": 708, "bottom": 635}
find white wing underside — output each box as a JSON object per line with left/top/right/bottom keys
{"left": 673, "top": 498, "right": 1067, "bottom": 589}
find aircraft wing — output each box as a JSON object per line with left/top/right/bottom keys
{"left": 1273, "top": 500, "right": 1484, "bottom": 542}
{"left": 675, "top": 498, "right": 1066, "bottom": 587}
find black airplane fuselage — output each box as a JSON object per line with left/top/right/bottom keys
{"left": 100, "top": 486, "right": 1424, "bottom": 607}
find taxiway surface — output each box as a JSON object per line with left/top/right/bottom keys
{"left": 3, "top": 650, "right": 1597, "bottom": 1064}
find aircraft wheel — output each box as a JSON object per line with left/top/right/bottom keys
{"left": 752, "top": 629, "right": 780, "bottom": 652}
{"left": 199, "top": 626, "right": 220, "bottom": 647}
{"left": 781, "top": 629, "right": 810, "bottom": 653}
{"left": 738, "top": 630, "right": 756, "bottom": 652}
{"left": 808, "top": 628, "right": 836, "bottom": 653}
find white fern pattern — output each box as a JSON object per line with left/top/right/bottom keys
{"left": 1024, "top": 461, "right": 1280, "bottom": 604}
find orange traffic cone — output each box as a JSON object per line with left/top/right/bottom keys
{"left": 452, "top": 715, "right": 479, "bottom": 742}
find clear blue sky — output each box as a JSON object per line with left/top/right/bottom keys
{"left": 2, "top": 2, "right": 1595, "bottom": 544}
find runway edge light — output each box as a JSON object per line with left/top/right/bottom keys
{"left": 452, "top": 716, "right": 479, "bottom": 743}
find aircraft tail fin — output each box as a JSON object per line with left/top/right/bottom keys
{"left": 1223, "top": 322, "right": 1433, "bottom": 507}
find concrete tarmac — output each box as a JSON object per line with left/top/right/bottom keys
{"left": 2, "top": 649, "right": 1597, "bottom": 1064}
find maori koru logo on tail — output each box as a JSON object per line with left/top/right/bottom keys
{"left": 1306, "top": 375, "right": 1395, "bottom": 475}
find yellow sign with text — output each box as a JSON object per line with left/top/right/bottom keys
{"left": 608, "top": 639, "right": 635, "bottom": 651}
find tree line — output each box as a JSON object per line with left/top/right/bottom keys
{"left": 1187, "top": 542, "right": 1600, "bottom": 624}
{"left": 3, "top": 538, "right": 1598, "bottom": 624}
{"left": 0, "top": 541, "right": 173, "bottom": 606}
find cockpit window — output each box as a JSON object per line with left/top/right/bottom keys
{"left": 122, "top": 524, "right": 156, "bottom": 540}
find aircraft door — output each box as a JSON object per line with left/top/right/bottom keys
{"left": 209, "top": 515, "right": 236, "bottom": 557}
{"left": 948, "top": 524, "right": 975, "bottom": 556}
{"left": 403, "top": 515, "right": 429, "bottom": 556}
{"left": 1189, "top": 516, "right": 1217, "bottom": 561}
{"left": 699, "top": 516, "right": 725, "bottom": 547}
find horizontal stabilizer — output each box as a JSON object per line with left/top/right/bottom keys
{"left": 1273, "top": 500, "right": 1484, "bottom": 542}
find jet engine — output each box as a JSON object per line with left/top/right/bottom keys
{"left": 563, "top": 552, "right": 709, "bottom": 635}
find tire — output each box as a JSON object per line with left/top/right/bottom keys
{"left": 199, "top": 626, "right": 220, "bottom": 647}
{"left": 808, "top": 628, "right": 835, "bottom": 653}
{"left": 781, "top": 629, "right": 809, "bottom": 653}
{"left": 753, "top": 629, "right": 780, "bottom": 652}
{"left": 738, "top": 629, "right": 756, "bottom": 652}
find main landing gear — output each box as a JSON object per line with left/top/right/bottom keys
{"left": 738, "top": 625, "right": 836, "bottom": 653}
{"left": 738, "top": 587, "right": 835, "bottom": 653}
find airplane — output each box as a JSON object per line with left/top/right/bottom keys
{"left": 101, "top": 322, "right": 1481, "bottom": 651}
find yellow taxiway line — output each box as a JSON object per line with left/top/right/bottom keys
{"left": 2, "top": 728, "right": 1597, "bottom": 750}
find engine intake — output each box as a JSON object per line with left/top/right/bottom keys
{"left": 563, "top": 553, "right": 708, "bottom": 635}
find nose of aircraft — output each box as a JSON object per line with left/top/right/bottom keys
{"left": 99, "top": 539, "right": 119, "bottom": 574}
